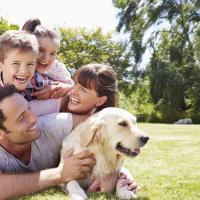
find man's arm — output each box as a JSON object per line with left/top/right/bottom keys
{"left": 0, "top": 168, "right": 61, "bottom": 200}
{"left": 0, "top": 150, "right": 95, "bottom": 199}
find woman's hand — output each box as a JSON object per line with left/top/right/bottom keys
{"left": 117, "top": 172, "right": 138, "bottom": 192}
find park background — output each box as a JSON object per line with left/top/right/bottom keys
{"left": 1, "top": 0, "right": 200, "bottom": 124}
{"left": 0, "top": 0, "right": 200, "bottom": 199}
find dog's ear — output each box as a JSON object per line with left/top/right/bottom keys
{"left": 80, "top": 116, "right": 106, "bottom": 147}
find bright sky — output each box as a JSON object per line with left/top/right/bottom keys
{"left": 0, "top": 0, "right": 118, "bottom": 32}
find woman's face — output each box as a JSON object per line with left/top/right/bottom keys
{"left": 68, "top": 81, "right": 107, "bottom": 115}
{"left": 36, "top": 37, "right": 59, "bottom": 73}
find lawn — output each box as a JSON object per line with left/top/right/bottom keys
{"left": 15, "top": 123, "right": 200, "bottom": 200}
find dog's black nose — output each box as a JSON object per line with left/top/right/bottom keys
{"left": 140, "top": 136, "right": 149, "bottom": 144}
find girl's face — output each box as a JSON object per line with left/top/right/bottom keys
{"left": 68, "top": 81, "right": 107, "bottom": 115}
{"left": 36, "top": 37, "right": 59, "bottom": 73}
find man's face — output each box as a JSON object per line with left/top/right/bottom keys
{"left": 0, "top": 49, "right": 37, "bottom": 91}
{"left": 0, "top": 93, "right": 40, "bottom": 144}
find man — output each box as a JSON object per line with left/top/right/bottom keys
{"left": 0, "top": 84, "right": 95, "bottom": 199}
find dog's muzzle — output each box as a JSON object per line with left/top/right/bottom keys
{"left": 116, "top": 142, "right": 140, "bottom": 157}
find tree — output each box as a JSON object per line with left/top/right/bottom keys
{"left": 0, "top": 17, "right": 19, "bottom": 35}
{"left": 113, "top": 0, "right": 200, "bottom": 122}
{"left": 113, "top": 0, "right": 200, "bottom": 69}
{"left": 58, "top": 27, "right": 133, "bottom": 91}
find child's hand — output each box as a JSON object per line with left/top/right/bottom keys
{"left": 31, "top": 85, "right": 53, "bottom": 100}
{"left": 31, "top": 82, "right": 72, "bottom": 100}
{"left": 50, "top": 81, "right": 73, "bottom": 98}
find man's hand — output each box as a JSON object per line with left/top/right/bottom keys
{"left": 58, "top": 149, "right": 96, "bottom": 183}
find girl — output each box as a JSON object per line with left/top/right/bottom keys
{"left": 22, "top": 18, "right": 73, "bottom": 99}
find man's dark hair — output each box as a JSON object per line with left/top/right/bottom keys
{"left": 0, "top": 84, "right": 17, "bottom": 132}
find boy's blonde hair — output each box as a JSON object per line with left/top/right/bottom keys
{"left": 0, "top": 30, "right": 39, "bottom": 62}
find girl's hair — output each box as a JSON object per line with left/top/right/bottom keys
{"left": 74, "top": 63, "right": 117, "bottom": 112}
{"left": 22, "top": 18, "right": 60, "bottom": 43}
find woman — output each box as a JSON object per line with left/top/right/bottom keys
{"left": 61, "top": 63, "right": 137, "bottom": 193}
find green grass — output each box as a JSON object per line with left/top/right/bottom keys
{"left": 15, "top": 123, "right": 200, "bottom": 200}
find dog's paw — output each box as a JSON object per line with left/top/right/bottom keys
{"left": 65, "top": 180, "right": 88, "bottom": 200}
{"left": 69, "top": 187, "right": 88, "bottom": 200}
{"left": 116, "top": 182, "right": 136, "bottom": 200}
{"left": 117, "top": 186, "right": 136, "bottom": 199}
{"left": 71, "top": 192, "right": 88, "bottom": 200}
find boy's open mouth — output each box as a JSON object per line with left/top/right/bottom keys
{"left": 14, "top": 76, "right": 28, "bottom": 84}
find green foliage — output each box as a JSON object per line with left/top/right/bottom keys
{"left": 118, "top": 79, "right": 163, "bottom": 122}
{"left": 194, "top": 28, "right": 200, "bottom": 62}
{"left": 113, "top": 0, "right": 200, "bottom": 123}
{"left": 58, "top": 27, "right": 132, "bottom": 86}
{"left": 148, "top": 28, "right": 200, "bottom": 122}
{"left": 0, "top": 17, "right": 19, "bottom": 35}
{"left": 113, "top": 0, "right": 200, "bottom": 68}
{"left": 118, "top": 91, "right": 138, "bottom": 115}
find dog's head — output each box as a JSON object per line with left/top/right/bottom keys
{"left": 80, "top": 107, "right": 149, "bottom": 158}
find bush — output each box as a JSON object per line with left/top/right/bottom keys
{"left": 118, "top": 90, "right": 162, "bottom": 123}
{"left": 117, "top": 91, "right": 138, "bottom": 115}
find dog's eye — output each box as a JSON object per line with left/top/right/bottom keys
{"left": 118, "top": 121, "right": 128, "bottom": 127}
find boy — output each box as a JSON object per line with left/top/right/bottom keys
{"left": 0, "top": 30, "right": 38, "bottom": 90}
{"left": 0, "top": 30, "right": 62, "bottom": 116}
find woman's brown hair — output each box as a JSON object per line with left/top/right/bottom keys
{"left": 74, "top": 63, "right": 117, "bottom": 112}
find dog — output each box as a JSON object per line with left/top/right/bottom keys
{"left": 60, "top": 107, "right": 149, "bottom": 200}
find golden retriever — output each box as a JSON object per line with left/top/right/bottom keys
{"left": 61, "top": 107, "right": 149, "bottom": 200}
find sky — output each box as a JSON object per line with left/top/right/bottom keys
{"left": 0, "top": 0, "right": 119, "bottom": 32}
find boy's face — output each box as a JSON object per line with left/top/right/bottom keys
{"left": 0, "top": 49, "right": 37, "bottom": 91}
{"left": 36, "top": 37, "right": 59, "bottom": 73}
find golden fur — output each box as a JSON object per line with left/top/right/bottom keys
{"left": 61, "top": 107, "right": 149, "bottom": 200}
